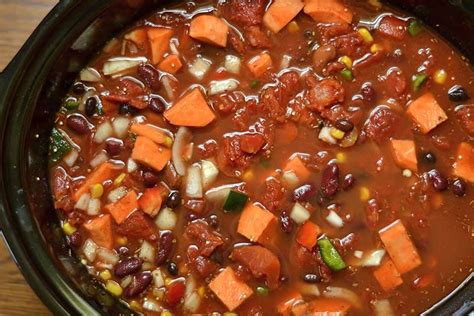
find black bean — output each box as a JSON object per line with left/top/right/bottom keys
{"left": 72, "top": 82, "right": 86, "bottom": 95}
{"left": 293, "top": 184, "right": 316, "bottom": 202}
{"left": 166, "top": 191, "right": 181, "bottom": 208}
{"left": 66, "top": 114, "right": 90, "bottom": 134}
{"left": 279, "top": 211, "right": 294, "bottom": 234}
{"left": 422, "top": 152, "right": 436, "bottom": 164}
{"left": 451, "top": 179, "right": 466, "bottom": 197}
{"left": 143, "top": 171, "right": 159, "bottom": 188}
{"left": 149, "top": 97, "right": 166, "bottom": 113}
{"left": 303, "top": 273, "right": 321, "bottom": 283}
{"left": 335, "top": 119, "right": 354, "bottom": 132}
{"left": 156, "top": 232, "right": 174, "bottom": 265}
{"left": 124, "top": 271, "right": 152, "bottom": 298}
{"left": 117, "top": 246, "right": 130, "bottom": 256}
{"left": 320, "top": 163, "right": 339, "bottom": 197}
{"left": 167, "top": 262, "right": 178, "bottom": 276}
{"left": 85, "top": 97, "right": 97, "bottom": 116}
{"left": 428, "top": 169, "right": 448, "bottom": 191}
{"left": 114, "top": 257, "right": 143, "bottom": 277}
{"left": 119, "top": 103, "right": 139, "bottom": 116}
{"left": 186, "top": 212, "right": 201, "bottom": 222}
{"left": 448, "top": 85, "right": 470, "bottom": 102}
{"left": 361, "top": 83, "right": 376, "bottom": 103}
{"left": 208, "top": 214, "right": 219, "bottom": 228}
{"left": 304, "top": 29, "right": 314, "bottom": 39}
{"left": 342, "top": 173, "right": 355, "bottom": 190}
{"left": 137, "top": 64, "right": 161, "bottom": 91}
{"left": 105, "top": 138, "right": 123, "bottom": 157}
{"left": 69, "top": 231, "right": 82, "bottom": 248}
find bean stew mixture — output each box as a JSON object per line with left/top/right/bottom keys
{"left": 49, "top": 0, "right": 474, "bottom": 315}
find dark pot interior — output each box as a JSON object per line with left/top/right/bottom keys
{"left": 0, "top": 0, "right": 473, "bottom": 314}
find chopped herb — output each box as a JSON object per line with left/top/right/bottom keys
{"left": 340, "top": 68, "right": 353, "bottom": 81}
{"left": 250, "top": 80, "right": 260, "bottom": 89}
{"left": 408, "top": 20, "right": 423, "bottom": 37}
{"left": 64, "top": 99, "right": 80, "bottom": 111}
{"left": 412, "top": 73, "right": 428, "bottom": 92}
{"left": 223, "top": 190, "right": 249, "bottom": 212}
{"left": 318, "top": 237, "right": 347, "bottom": 272}
{"left": 49, "top": 128, "right": 72, "bottom": 163}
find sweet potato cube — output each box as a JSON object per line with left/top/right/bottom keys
{"left": 304, "top": 0, "right": 353, "bottom": 24}
{"left": 158, "top": 54, "right": 183, "bottom": 74}
{"left": 283, "top": 155, "right": 311, "bottom": 182}
{"left": 453, "top": 142, "right": 474, "bottom": 182}
{"left": 209, "top": 267, "right": 253, "bottom": 311}
{"left": 189, "top": 14, "right": 229, "bottom": 47}
{"left": 292, "top": 297, "right": 351, "bottom": 315}
{"left": 247, "top": 52, "right": 273, "bottom": 78}
{"left": 147, "top": 27, "right": 174, "bottom": 64}
{"left": 263, "top": 0, "right": 305, "bottom": 33}
{"left": 390, "top": 139, "right": 418, "bottom": 172}
{"left": 277, "top": 290, "right": 303, "bottom": 316}
{"left": 406, "top": 93, "right": 448, "bottom": 134}
{"left": 73, "top": 162, "right": 120, "bottom": 201}
{"left": 373, "top": 258, "right": 403, "bottom": 292}
{"left": 83, "top": 215, "right": 114, "bottom": 249}
{"left": 105, "top": 191, "right": 139, "bottom": 224}
{"left": 237, "top": 204, "right": 277, "bottom": 244}
{"left": 379, "top": 220, "right": 421, "bottom": 274}
{"left": 296, "top": 221, "right": 321, "bottom": 250}
{"left": 130, "top": 123, "right": 168, "bottom": 145}
{"left": 164, "top": 88, "right": 216, "bottom": 127}
{"left": 139, "top": 187, "right": 164, "bottom": 217}
{"left": 132, "top": 136, "right": 171, "bottom": 172}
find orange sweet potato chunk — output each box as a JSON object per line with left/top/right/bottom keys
{"left": 277, "top": 290, "right": 303, "bottom": 316}
{"left": 406, "top": 93, "right": 448, "bottom": 134}
{"left": 453, "top": 142, "right": 474, "bottom": 183}
{"left": 263, "top": 0, "right": 305, "bottom": 33}
{"left": 237, "top": 203, "right": 277, "bottom": 244}
{"left": 164, "top": 88, "right": 216, "bottom": 127}
{"left": 296, "top": 221, "right": 321, "bottom": 250}
{"left": 147, "top": 27, "right": 174, "bottom": 64}
{"left": 158, "top": 54, "right": 183, "bottom": 74}
{"left": 247, "top": 52, "right": 273, "bottom": 78}
{"left": 373, "top": 258, "right": 404, "bottom": 292}
{"left": 292, "top": 297, "right": 351, "bottom": 315}
{"left": 304, "top": 0, "right": 353, "bottom": 24}
{"left": 209, "top": 267, "right": 253, "bottom": 311}
{"left": 390, "top": 139, "right": 418, "bottom": 171}
{"left": 83, "top": 214, "right": 114, "bottom": 249}
{"left": 130, "top": 123, "right": 168, "bottom": 145}
{"left": 73, "top": 162, "right": 120, "bottom": 201}
{"left": 105, "top": 191, "right": 139, "bottom": 224}
{"left": 131, "top": 136, "right": 171, "bottom": 172}
{"left": 138, "top": 187, "right": 165, "bottom": 217}
{"left": 189, "top": 14, "right": 229, "bottom": 47}
{"left": 283, "top": 155, "right": 311, "bottom": 182}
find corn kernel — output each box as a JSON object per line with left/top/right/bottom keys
{"left": 360, "top": 187, "right": 371, "bottom": 201}
{"left": 153, "top": 288, "right": 165, "bottom": 299}
{"left": 223, "top": 313, "right": 238, "bottom": 316}
{"left": 287, "top": 21, "right": 300, "bottom": 33}
{"left": 113, "top": 173, "right": 126, "bottom": 187}
{"left": 338, "top": 56, "right": 353, "bottom": 69}
{"left": 130, "top": 300, "right": 142, "bottom": 311}
{"left": 165, "top": 278, "right": 173, "bottom": 286}
{"left": 330, "top": 128, "right": 345, "bottom": 140}
{"left": 100, "top": 269, "right": 112, "bottom": 280}
{"left": 198, "top": 286, "right": 206, "bottom": 297}
{"left": 106, "top": 280, "right": 123, "bottom": 297}
{"left": 358, "top": 27, "right": 374, "bottom": 43}
{"left": 336, "top": 152, "right": 347, "bottom": 163}
{"left": 433, "top": 69, "right": 447, "bottom": 85}
{"left": 161, "top": 311, "right": 173, "bottom": 316}
{"left": 164, "top": 136, "right": 173, "bottom": 148}
{"left": 62, "top": 221, "right": 77, "bottom": 235}
{"left": 91, "top": 183, "right": 104, "bottom": 199}
{"left": 402, "top": 169, "right": 413, "bottom": 178}
{"left": 369, "top": 0, "right": 382, "bottom": 9}
{"left": 370, "top": 43, "right": 382, "bottom": 54}
{"left": 116, "top": 236, "right": 128, "bottom": 246}
{"left": 242, "top": 169, "right": 254, "bottom": 182}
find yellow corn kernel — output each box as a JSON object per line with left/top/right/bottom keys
{"left": 370, "top": 43, "right": 382, "bottom": 54}
{"left": 91, "top": 183, "right": 104, "bottom": 199}
{"left": 114, "top": 173, "right": 126, "bottom": 187}
{"left": 369, "top": 0, "right": 382, "bottom": 10}
{"left": 165, "top": 278, "right": 173, "bottom": 286}
{"left": 153, "top": 288, "right": 165, "bottom": 300}
{"left": 223, "top": 313, "right": 238, "bottom": 316}
{"left": 287, "top": 21, "right": 300, "bottom": 33}
{"left": 433, "top": 69, "right": 447, "bottom": 85}
{"left": 62, "top": 221, "right": 77, "bottom": 235}
{"left": 360, "top": 187, "right": 371, "bottom": 201}
{"left": 336, "top": 152, "right": 347, "bottom": 163}
{"left": 330, "top": 128, "right": 345, "bottom": 140}
{"left": 164, "top": 136, "right": 173, "bottom": 148}
{"left": 197, "top": 286, "right": 206, "bottom": 297}
{"left": 242, "top": 169, "right": 254, "bottom": 182}
{"left": 358, "top": 27, "right": 374, "bottom": 43}
{"left": 338, "top": 56, "right": 353, "bottom": 69}
{"left": 99, "top": 269, "right": 112, "bottom": 281}
{"left": 161, "top": 311, "right": 173, "bottom": 316}
{"left": 105, "top": 280, "right": 123, "bottom": 297}
{"left": 116, "top": 236, "right": 128, "bottom": 246}
{"left": 130, "top": 300, "right": 142, "bottom": 311}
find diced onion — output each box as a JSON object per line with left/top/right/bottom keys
{"left": 63, "top": 149, "right": 79, "bottom": 167}
{"left": 189, "top": 57, "right": 211, "bottom": 80}
{"left": 96, "top": 248, "right": 119, "bottom": 265}
{"left": 152, "top": 268, "right": 165, "bottom": 288}
{"left": 201, "top": 160, "right": 219, "bottom": 189}
{"left": 94, "top": 121, "right": 113, "bottom": 143}
{"left": 280, "top": 55, "right": 292, "bottom": 70}
{"left": 87, "top": 198, "right": 101, "bottom": 216}
{"left": 354, "top": 250, "right": 364, "bottom": 259}
{"left": 290, "top": 202, "right": 311, "bottom": 224}
{"left": 205, "top": 183, "right": 244, "bottom": 205}
{"left": 184, "top": 276, "right": 201, "bottom": 312}
{"left": 143, "top": 298, "right": 162, "bottom": 312}
{"left": 102, "top": 57, "right": 146, "bottom": 76}
{"left": 75, "top": 193, "right": 91, "bottom": 211}
{"left": 324, "top": 286, "right": 362, "bottom": 309}
{"left": 362, "top": 249, "right": 386, "bottom": 267}
{"left": 120, "top": 275, "right": 133, "bottom": 288}
{"left": 209, "top": 79, "right": 239, "bottom": 95}
{"left": 107, "top": 186, "right": 127, "bottom": 203}
{"left": 82, "top": 239, "right": 98, "bottom": 262}
{"left": 127, "top": 158, "right": 138, "bottom": 173}
{"left": 326, "top": 210, "right": 344, "bottom": 228}
{"left": 161, "top": 75, "right": 176, "bottom": 100}
{"left": 225, "top": 55, "right": 241, "bottom": 74}
{"left": 155, "top": 207, "right": 178, "bottom": 230}
{"left": 112, "top": 117, "right": 130, "bottom": 138}
{"left": 172, "top": 127, "right": 192, "bottom": 176}
{"left": 371, "top": 299, "right": 394, "bottom": 316}
{"left": 281, "top": 170, "right": 300, "bottom": 189}
{"left": 319, "top": 126, "right": 337, "bottom": 145}
{"left": 186, "top": 164, "right": 203, "bottom": 198}
{"left": 90, "top": 151, "right": 109, "bottom": 168}
{"left": 170, "top": 39, "right": 180, "bottom": 56}
{"left": 297, "top": 282, "right": 320, "bottom": 297}
{"left": 139, "top": 240, "right": 155, "bottom": 263}
{"left": 80, "top": 67, "right": 101, "bottom": 82}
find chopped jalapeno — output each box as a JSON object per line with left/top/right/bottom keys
{"left": 318, "top": 237, "right": 347, "bottom": 272}
{"left": 408, "top": 20, "right": 423, "bottom": 37}
{"left": 223, "top": 190, "right": 249, "bottom": 212}
{"left": 49, "top": 128, "right": 72, "bottom": 163}
{"left": 412, "top": 73, "right": 428, "bottom": 92}
{"left": 64, "top": 99, "right": 80, "bottom": 111}
{"left": 340, "top": 68, "right": 353, "bottom": 81}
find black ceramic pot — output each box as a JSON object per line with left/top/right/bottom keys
{"left": 0, "top": 0, "right": 473, "bottom": 315}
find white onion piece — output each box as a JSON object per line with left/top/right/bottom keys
{"left": 102, "top": 57, "right": 146, "bottom": 76}
{"left": 80, "top": 67, "right": 101, "bottom": 82}
{"left": 139, "top": 240, "right": 156, "bottom": 263}
{"left": 112, "top": 117, "right": 130, "bottom": 138}
{"left": 155, "top": 207, "right": 177, "bottom": 230}
{"left": 362, "top": 249, "right": 386, "bottom": 267}
{"left": 201, "top": 160, "right": 219, "bottom": 189}
{"left": 280, "top": 55, "right": 292, "bottom": 70}
{"left": 184, "top": 292, "right": 201, "bottom": 312}
{"left": 127, "top": 158, "right": 138, "bottom": 173}
{"left": 120, "top": 275, "right": 133, "bottom": 288}
{"left": 170, "top": 40, "right": 180, "bottom": 56}
{"left": 224, "top": 55, "right": 241, "bottom": 74}
{"left": 290, "top": 203, "right": 311, "bottom": 224}
{"left": 152, "top": 268, "right": 165, "bottom": 288}
{"left": 281, "top": 170, "right": 300, "bottom": 189}
{"left": 143, "top": 299, "right": 162, "bottom": 312}
{"left": 371, "top": 299, "right": 394, "bottom": 316}
{"left": 75, "top": 193, "right": 91, "bottom": 211}
{"left": 324, "top": 287, "right": 362, "bottom": 309}
{"left": 161, "top": 75, "right": 176, "bottom": 100}
{"left": 353, "top": 250, "right": 364, "bottom": 259}
{"left": 326, "top": 210, "right": 344, "bottom": 228}
{"left": 205, "top": 183, "right": 244, "bottom": 205}
{"left": 319, "top": 126, "right": 337, "bottom": 145}
{"left": 87, "top": 198, "right": 101, "bottom": 216}
{"left": 209, "top": 79, "right": 239, "bottom": 96}
{"left": 63, "top": 149, "right": 79, "bottom": 167}
{"left": 172, "top": 127, "right": 192, "bottom": 176}
{"left": 90, "top": 151, "right": 109, "bottom": 168}
{"left": 108, "top": 186, "right": 127, "bottom": 203}
{"left": 186, "top": 164, "right": 203, "bottom": 198}
{"left": 94, "top": 121, "right": 113, "bottom": 143}
{"left": 96, "top": 248, "right": 119, "bottom": 265}
{"left": 297, "top": 282, "right": 320, "bottom": 297}
{"left": 189, "top": 57, "right": 211, "bottom": 80}
{"left": 82, "top": 239, "right": 98, "bottom": 262}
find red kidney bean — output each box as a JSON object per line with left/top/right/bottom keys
{"left": 137, "top": 64, "right": 161, "bottom": 91}
{"left": 124, "top": 271, "right": 152, "bottom": 298}
{"left": 279, "top": 211, "right": 294, "bottom": 234}
{"left": 428, "top": 169, "right": 448, "bottom": 191}
{"left": 114, "top": 257, "right": 143, "bottom": 277}
{"left": 342, "top": 174, "right": 355, "bottom": 190}
{"left": 143, "top": 171, "right": 160, "bottom": 188}
{"left": 69, "top": 231, "right": 82, "bottom": 248}
{"left": 361, "top": 83, "right": 376, "bottom": 103}
{"left": 293, "top": 184, "right": 316, "bottom": 202}
{"left": 312, "top": 44, "right": 336, "bottom": 72}
{"left": 66, "top": 114, "right": 90, "bottom": 134}
{"left": 149, "top": 97, "right": 166, "bottom": 113}
{"left": 451, "top": 179, "right": 466, "bottom": 197}
{"left": 156, "top": 232, "right": 174, "bottom": 265}
{"left": 105, "top": 138, "right": 123, "bottom": 157}
{"left": 320, "top": 163, "right": 339, "bottom": 197}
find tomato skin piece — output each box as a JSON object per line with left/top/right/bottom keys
{"left": 166, "top": 281, "right": 186, "bottom": 306}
